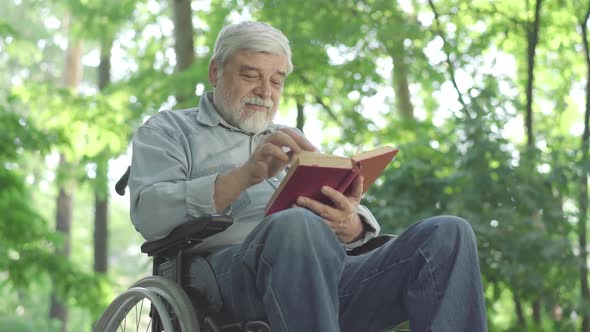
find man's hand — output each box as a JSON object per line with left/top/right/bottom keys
{"left": 295, "top": 175, "right": 365, "bottom": 243}
{"left": 241, "top": 127, "right": 317, "bottom": 186}
{"left": 214, "top": 128, "right": 316, "bottom": 211}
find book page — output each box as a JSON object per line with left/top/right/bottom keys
{"left": 352, "top": 146, "right": 399, "bottom": 194}
{"left": 297, "top": 151, "right": 354, "bottom": 168}
{"left": 353, "top": 146, "right": 397, "bottom": 161}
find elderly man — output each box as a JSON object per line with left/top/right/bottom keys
{"left": 129, "top": 21, "right": 487, "bottom": 332}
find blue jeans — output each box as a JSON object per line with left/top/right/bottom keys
{"left": 206, "top": 208, "right": 487, "bottom": 332}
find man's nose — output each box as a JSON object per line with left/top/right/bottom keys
{"left": 255, "top": 80, "right": 272, "bottom": 99}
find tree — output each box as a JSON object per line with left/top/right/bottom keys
{"left": 171, "top": 0, "right": 196, "bottom": 105}
{"left": 93, "top": 37, "right": 113, "bottom": 275}
{"left": 49, "top": 13, "right": 83, "bottom": 331}
{"left": 578, "top": 5, "right": 590, "bottom": 331}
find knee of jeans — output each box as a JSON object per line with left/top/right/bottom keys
{"left": 266, "top": 207, "right": 334, "bottom": 244}
{"left": 428, "top": 215, "right": 477, "bottom": 246}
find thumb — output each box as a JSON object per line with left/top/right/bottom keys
{"left": 350, "top": 175, "right": 364, "bottom": 199}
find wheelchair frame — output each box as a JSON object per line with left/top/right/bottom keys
{"left": 93, "top": 166, "right": 410, "bottom": 332}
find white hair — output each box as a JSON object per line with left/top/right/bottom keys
{"left": 211, "top": 21, "right": 293, "bottom": 74}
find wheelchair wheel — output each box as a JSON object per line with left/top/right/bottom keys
{"left": 93, "top": 276, "right": 200, "bottom": 332}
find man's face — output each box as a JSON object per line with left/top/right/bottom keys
{"left": 209, "top": 50, "right": 289, "bottom": 133}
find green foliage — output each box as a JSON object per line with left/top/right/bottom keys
{"left": 0, "top": 0, "right": 588, "bottom": 331}
{"left": 0, "top": 317, "right": 33, "bottom": 332}
{"left": 0, "top": 105, "right": 110, "bottom": 321}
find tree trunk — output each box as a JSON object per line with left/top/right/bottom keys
{"left": 93, "top": 38, "right": 113, "bottom": 274}
{"left": 296, "top": 100, "right": 305, "bottom": 132}
{"left": 524, "top": 0, "right": 543, "bottom": 148}
{"left": 63, "top": 36, "right": 83, "bottom": 89}
{"left": 532, "top": 299, "right": 541, "bottom": 324}
{"left": 94, "top": 159, "right": 108, "bottom": 273}
{"left": 49, "top": 15, "right": 82, "bottom": 331}
{"left": 98, "top": 38, "right": 112, "bottom": 91}
{"left": 513, "top": 292, "right": 527, "bottom": 327}
{"left": 521, "top": 4, "right": 544, "bottom": 325}
{"left": 50, "top": 156, "right": 75, "bottom": 332}
{"left": 390, "top": 50, "right": 414, "bottom": 119}
{"left": 579, "top": 7, "right": 590, "bottom": 332}
{"left": 171, "top": 0, "right": 195, "bottom": 105}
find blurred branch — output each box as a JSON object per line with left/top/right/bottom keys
{"left": 524, "top": 0, "right": 543, "bottom": 148}
{"left": 294, "top": 72, "right": 343, "bottom": 126}
{"left": 578, "top": 4, "right": 590, "bottom": 332}
{"left": 468, "top": 2, "right": 527, "bottom": 28}
{"left": 580, "top": 5, "right": 590, "bottom": 153}
{"left": 427, "top": 0, "right": 468, "bottom": 112}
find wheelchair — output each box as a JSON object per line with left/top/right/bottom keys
{"left": 93, "top": 167, "right": 410, "bottom": 332}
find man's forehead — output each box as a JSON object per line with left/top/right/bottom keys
{"left": 228, "top": 50, "right": 289, "bottom": 74}
{"left": 239, "top": 64, "right": 287, "bottom": 77}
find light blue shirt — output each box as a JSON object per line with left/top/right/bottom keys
{"left": 129, "top": 92, "right": 380, "bottom": 252}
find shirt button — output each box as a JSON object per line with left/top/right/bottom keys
{"left": 272, "top": 177, "right": 279, "bottom": 182}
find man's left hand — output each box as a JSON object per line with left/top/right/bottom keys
{"left": 296, "top": 176, "right": 364, "bottom": 243}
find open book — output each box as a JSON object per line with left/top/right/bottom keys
{"left": 265, "top": 146, "right": 399, "bottom": 216}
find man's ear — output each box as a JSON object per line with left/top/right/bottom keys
{"left": 208, "top": 60, "right": 219, "bottom": 88}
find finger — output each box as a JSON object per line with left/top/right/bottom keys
{"left": 279, "top": 127, "right": 318, "bottom": 152}
{"left": 349, "top": 175, "right": 364, "bottom": 200}
{"left": 296, "top": 196, "right": 339, "bottom": 221}
{"left": 257, "top": 143, "right": 290, "bottom": 163}
{"left": 320, "top": 186, "right": 350, "bottom": 211}
{"left": 265, "top": 131, "right": 304, "bottom": 155}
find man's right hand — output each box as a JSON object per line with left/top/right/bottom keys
{"left": 241, "top": 127, "right": 317, "bottom": 186}
{"left": 214, "top": 128, "right": 316, "bottom": 212}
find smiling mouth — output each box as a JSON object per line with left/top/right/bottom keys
{"left": 245, "top": 103, "right": 270, "bottom": 111}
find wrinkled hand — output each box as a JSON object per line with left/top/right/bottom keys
{"left": 296, "top": 175, "right": 364, "bottom": 243}
{"left": 241, "top": 128, "right": 317, "bottom": 186}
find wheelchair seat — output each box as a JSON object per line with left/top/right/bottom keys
{"left": 93, "top": 209, "right": 273, "bottom": 331}
{"left": 144, "top": 214, "right": 273, "bottom": 331}
{"left": 95, "top": 167, "right": 273, "bottom": 331}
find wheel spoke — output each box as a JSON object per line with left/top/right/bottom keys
{"left": 135, "top": 299, "right": 144, "bottom": 329}
{"left": 93, "top": 277, "right": 198, "bottom": 332}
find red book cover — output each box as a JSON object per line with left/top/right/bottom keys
{"left": 265, "top": 147, "right": 398, "bottom": 216}
{"left": 353, "top": 147, "right": 399, "bottom": 195}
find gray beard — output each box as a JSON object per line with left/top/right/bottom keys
{"left": 213, "top": 92, "right": 274, "bottom": 134}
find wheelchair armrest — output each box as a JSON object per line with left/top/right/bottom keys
{"left": 115, "top": 166, "right": 131, "bottom": 196}
{"left": 141, "top": 214, "right": 233, "bottom": 257}
{"left": 346, "top": 234, "right": 396, "bottom": 256}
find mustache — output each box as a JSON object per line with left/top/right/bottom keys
{"left": 241, "top": 96, "right": 274, "bottom": 109}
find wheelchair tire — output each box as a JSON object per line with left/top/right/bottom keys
{"left": 93, "top": 276, "right": 200, "bottom": 332}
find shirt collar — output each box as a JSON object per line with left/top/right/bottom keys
{"left": 196, "top": 91, "right": 280, "bottom": 135}
{"left": 195, "top": 92, "right": 225, "bottom": 127}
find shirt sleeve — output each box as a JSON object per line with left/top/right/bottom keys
{"left": 342, "top": 204, "right": 381, "bottom": 250}
{"left": 128, "top": 124, "right": 220, "bottom": 241}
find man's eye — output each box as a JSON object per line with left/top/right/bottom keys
{"left": 272, "top": 80, "right": 283, "bottom": 87}
{"left": 242, "top": 74, "right": 258, "bottom": 79}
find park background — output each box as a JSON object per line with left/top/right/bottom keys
{"left": 0, "top": 0, "right": 589, "bottom": 331}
